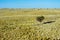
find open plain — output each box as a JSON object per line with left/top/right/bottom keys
{"left": 0, "top": 8, "right": 60, "bottom": 40}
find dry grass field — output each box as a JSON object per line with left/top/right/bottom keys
{"left": 0, "top": 8, "right": 60, "bottom": 40}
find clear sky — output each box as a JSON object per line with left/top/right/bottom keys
{"left": 0, "top": 0, "right": 60, "bottom": 8}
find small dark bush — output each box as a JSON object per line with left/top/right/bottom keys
{"left": 36, "top": 16, "right": 45, "bottom": 22}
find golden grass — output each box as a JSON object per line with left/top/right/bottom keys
{"left": 0, "top": 8, "right": 60, "bottom": 40}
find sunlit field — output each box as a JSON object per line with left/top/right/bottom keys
{"left": 0, "top": 8, "right": 60, "bottom": 40}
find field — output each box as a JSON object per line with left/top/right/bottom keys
{"left": 0, "top": 8, "right": 60, "bottom": 40}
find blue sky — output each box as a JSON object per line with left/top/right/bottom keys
{"left": 0, "top": 0, "right": 60, "bottom": 8}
